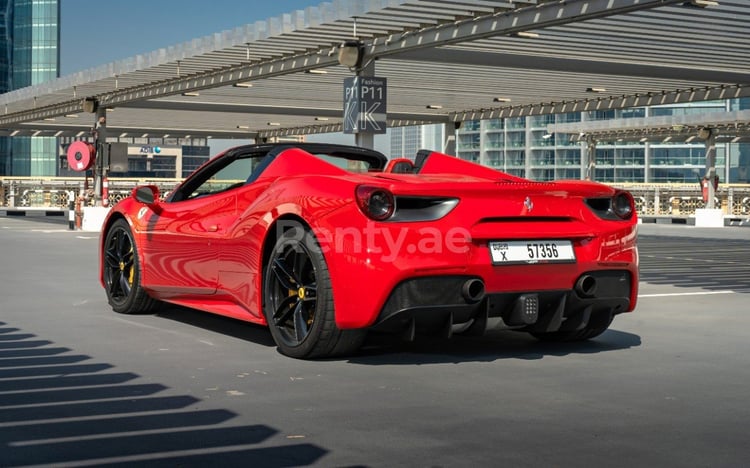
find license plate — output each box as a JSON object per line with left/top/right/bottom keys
{"left": 489, "top": 240, "right": 576, "bottom": 265}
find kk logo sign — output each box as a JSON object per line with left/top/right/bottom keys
{"left": 343, "top": 76, "right": 387, "bottom": 134}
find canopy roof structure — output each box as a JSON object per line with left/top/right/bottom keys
{"left": 0, "top": 0, "right": 748, "bottom": 140}
{"left": 549, "top": 109, "right": 750, "bottom": 144}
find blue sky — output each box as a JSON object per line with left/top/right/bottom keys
{"left": 61, "top": 0, "right": 324, "bottom": 75}
{"left": 59, "top": 0, "right": 386, "bottom": 152}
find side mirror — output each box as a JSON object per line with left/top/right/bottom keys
{"left": 132, "top": 185, "right": 161, "bottom": 211}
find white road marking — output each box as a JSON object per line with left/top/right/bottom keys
{"left": 639, "top": 290, "right": 735, "bottom": 298}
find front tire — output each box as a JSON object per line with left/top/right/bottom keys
{"left": 263, "top": 226, "right": 365, "bottom": 359}
{"left": 103, "top": 219, "right": 159, "bottom": 314}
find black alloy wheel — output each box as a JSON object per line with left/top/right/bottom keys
{"left": 264, "top": 226, "right": 365, "bottom": 359}
{"left": 103, "top": 219, "right": 158, "bottom": 314}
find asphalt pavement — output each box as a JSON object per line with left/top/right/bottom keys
{"left": 637, "top": 221, "right": 750, "bottom": 240}
{"left": 1, "top": 214, "right": 749, "bottom": 467}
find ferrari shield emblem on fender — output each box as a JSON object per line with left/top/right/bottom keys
{"left": 524, "top": 196, "right": 534, "bottom": 213}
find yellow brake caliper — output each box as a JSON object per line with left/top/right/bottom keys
{"left": 126, "top": 246, "right": 135, "bottom": 286}
{"left": 288, "top": 286, "right": 314, "bottom": 326}
{"left": 299, "top": 287, "right": 314, "bottom": 326}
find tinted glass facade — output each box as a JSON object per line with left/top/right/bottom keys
{"left": 456, "top": 100, "right": 748, "bottom": 184}
{"left": 181, "top": 145, "right": 211, "bottom": 177}
{"left": 390, "top": 124, "right": 443, "bottom": 160}
{"left": 0, "top": 1, "right": 12, "bottom": 175}
{"left": 0, "top": 1, "right": 11, "bottom": 91}
{"left": 0, "top": 0, "right": 59, "bottom": 176}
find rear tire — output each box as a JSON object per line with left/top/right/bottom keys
{"left": 263, "top": 226, "right": 365, "bottom": 359}
{"left": 103, "top": 219, "right": 159, "bottom": 314}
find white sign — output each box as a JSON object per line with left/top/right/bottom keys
{"left": 489, "top": 240, "right": 576, "bottom": 265}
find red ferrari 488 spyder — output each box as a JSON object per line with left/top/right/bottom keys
{"left": 100, "top": 143, "right": 638, "bottom": 358}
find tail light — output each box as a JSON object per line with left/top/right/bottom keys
{"left": 585, "top": 190, "right": 636, "bottom": 221}
{"left": 612, "top": 190, "right": 635, "bottom": 220}
{"left": 356, "top": 185, "right": 395, "bottom": 221}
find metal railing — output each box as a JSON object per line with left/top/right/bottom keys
{"left": 2, "top": 177, "right": 750, "bottom": 219}
{"left": 0, "top": 177, "right": 181, "bottom": 210}
{"left": 616, "top": 183, "right": 750, "bottom": 218}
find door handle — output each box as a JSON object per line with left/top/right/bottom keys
{"left": 207, "top": 225, "right": 220, "bottom": 232}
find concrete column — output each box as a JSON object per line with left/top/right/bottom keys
{"left": 443, "top": 122, "right": 458, "bottom": 155}
{"left": 93, "top": 108, "right": 107, "bottom": 206}
{"left": 355, "top": 132, "right": 374, "bottom": 150}
{"left": 584, "top": 137, "right": 597, "bottom": 180}
{"left": 503, "top": 122, "right": 508, "bottom": 172}
{"left": 524, "top": 120, "right": 532, "bottom": 177}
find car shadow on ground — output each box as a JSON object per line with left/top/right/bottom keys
{"left": 145, "top": 304, "right": 641, "bottom": 363}
{"left": 154, "top": 304, "right": 277, "bottom": 348}
{"left": 349, "top": 328, "right": 641, "bottom": 365}
{"left": 149, "top": 304, "right": 640, "bottom": 363}
{"left": 0, "top": 321, "right": 325, "bottom": 467}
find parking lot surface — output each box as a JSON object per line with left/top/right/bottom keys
{"left": 1, "top": 216, "right": 749, "bottom": 467}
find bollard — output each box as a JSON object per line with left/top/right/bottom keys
{"left": 68, "top": 199, "right": 75, "bottom": 229}
{"left": 102, "top": 177, "right": 109, "bottom": 207}
{"left": 75, "top": 196, "right": 83, "bottom": 230}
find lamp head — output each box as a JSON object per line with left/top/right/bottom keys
{"left": 698, "top": 127, "right": 712, "bottom": 140}
{"left": 337, "top": 40, "right": 364, "bottom": 69}
{"left": 82, "top": 97, "right": 98, "bottom": 113}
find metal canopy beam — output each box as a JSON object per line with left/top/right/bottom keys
{"left": 257, "top": 118, "right": 441, "bottom": 139}
{"left": 120, "top": 99, "right": 449, "bottom": 123}
{"left": 0, "top": 52, "right": 341, "bottom": 125}
{"left": 366, "top": 0, "right": 685, "bottom": 54}
{"left": 0, "top": 125, "right": 258, "bottom": 139}
{"left": 387, "top": 48, "right": 750, "bottom": 85}
{"left": 451, "top": 85, "right": 750, "bottom": 121}
{"left": 0, "top": 0, "right": 683, "bottom": 129}
{"left": 546, "top": 109, "right": 750, "bottom": 143}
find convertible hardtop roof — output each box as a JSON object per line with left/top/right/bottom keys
{"left": 226, "top": 142, "right": 389, "bottom": 171}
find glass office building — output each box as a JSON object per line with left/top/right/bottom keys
{"left": 390, "top": 124, "right": 444, "bottom": 160}
{"left": 0, "top": 0, "right": 11, "bottom": 175}
{"left": 454, "top": 99, "right": 750, "bottom": 184}
{"left": 0, "top": 0, "right": 60, "bottom": 176}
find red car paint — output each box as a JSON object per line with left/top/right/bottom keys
{"left": 100, "top": 143, "right": 638, "bottom": 354}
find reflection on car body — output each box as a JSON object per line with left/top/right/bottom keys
{"left": 100, "top": 143, "right": 639, "bottom": 359}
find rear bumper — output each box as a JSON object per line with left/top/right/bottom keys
{"left": 370, "top": 270, "right": 632, "bottom": 336}
{"left": 320, "top": 206, "right": 638, "bottom": 329}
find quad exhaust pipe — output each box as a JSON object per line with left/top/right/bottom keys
{"left": 462, "top": 278, "right": 486, "bottom": 303}
{"left": 462, "top": 275, "right": 596, "bottom": 303}
{"left": 575, "top": 274, "right": 598, "bottom": 298}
